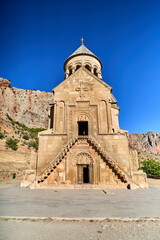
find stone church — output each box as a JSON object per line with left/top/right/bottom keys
{"left": 28, "top": 41, "right": 148, "bottom": 189}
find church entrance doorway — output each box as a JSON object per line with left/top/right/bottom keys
{"left": 78, "top": 121, "right": 88, "bottom": 136}
{"left": 77, "top": 164, "right": 90, "bottom": 184}
{"left": 83, "top": 165, "right": 89, "bottom": 183}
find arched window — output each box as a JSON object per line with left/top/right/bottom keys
{"left": 94, "top": 68, "right": 98, "bottom": 77}
{"left": 75, "top": 65, "right": 81, "bottom": 71}
{"left": 85, "top": 64, "right": 91, "bottom": 72}
{"left": 68, "top": 67, "right": 72, "bottom": 76}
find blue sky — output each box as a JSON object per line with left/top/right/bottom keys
{"left": 1, "top": 0, "right": 160, "bottom": 133}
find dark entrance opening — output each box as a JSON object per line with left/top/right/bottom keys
{"left": 78, "top": 121, "right": 88, "bottom": 136}
{"left": 83, "top": 165, "right": 89, "bottom": 183}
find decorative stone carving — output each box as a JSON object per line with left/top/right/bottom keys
{"left": 99, "top": 100, "right": 108, "bottom": 133}
{"left": 57, "top": 101, "right": 65, "bottom": 133}
{"left": 75, "top": 152, "right": 93, "bottom": 165}
{"left": 75, "top": 82, "right": 89, "bottom": 98}
{"left": 77, "top": 139, "right": 88, "bottom": 145}
{"left": 78, "top": 114, "right": 89, "bottom": 122}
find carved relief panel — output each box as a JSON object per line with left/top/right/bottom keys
{"left": 99, "top": 100, "right": 108, "bottom": 134}
{"left": 68, "top": 102, "right": 98, "bottom": 137}
{"left": 56, "top": 101, "right": 65, "bottom": 133}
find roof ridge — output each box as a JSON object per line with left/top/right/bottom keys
{"left": 69, "top": 44, "right": 96, "bottom": 58}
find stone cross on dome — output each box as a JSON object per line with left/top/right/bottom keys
{"left": 80, "top": 37, "right": 85, "bottom": 45}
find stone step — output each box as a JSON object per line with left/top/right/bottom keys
{"left": 74, "top": 184, "right": 93, "bottom": 189}
{"left": 36, "top": 137, "right": 78, "bottom": 182}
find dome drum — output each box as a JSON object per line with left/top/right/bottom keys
{"left": 64, "top": 44, "right": 102, "bottom": 79}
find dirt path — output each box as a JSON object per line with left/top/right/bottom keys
{"left": 0, "top": 218, "right": 160, "bottom": 240}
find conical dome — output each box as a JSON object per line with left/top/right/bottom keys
{"left": 64, "top": 44, "right": 102, "bottom": 70}
{"left": 64, "top": 43, "right": 102, "bottom": 80}
{"left": 68, "top": 44, "right": 97, "bottom": 59}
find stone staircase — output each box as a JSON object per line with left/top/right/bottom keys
{"left": 87, "top": 136, "right": 129, "bottom": 183}
{"left": 87, "top": 136, "right": 141, "bottom": 187}
{"left": 36, "top": 135, "right": 137, "bottom": 186}
{"left": 88, "top": 137, "right": 130, "bottom": 182}
{"left": 37, "top": 137, "right": 79, "bottom": 183}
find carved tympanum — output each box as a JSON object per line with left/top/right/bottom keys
{"left": 75, "top": 152, "right": 93, "bottom": 165}
{"left": 78, "top": 114, "right": 89, "bottom": 122}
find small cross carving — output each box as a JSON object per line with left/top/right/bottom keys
{"left": 75, "top": 82, "right": 88, "bottom": 98}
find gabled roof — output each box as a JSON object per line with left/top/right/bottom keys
{"left": 53, "top": 66, "right": 112, "bottom": 92}
{"left": 111, "top": 93, "right": 117, "bottom": 103}
{"left": 64, "top": 44, "right": 102, "bottom": 70}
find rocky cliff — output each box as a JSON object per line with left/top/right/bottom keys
{"left": 129, "top": 132, "right": 160, "bottom": 155}
{"left": 0, "top": 78, "right": 53, "bottom": 129}
{"left": 0, "top": 78, "right": 54, "bottom": 181}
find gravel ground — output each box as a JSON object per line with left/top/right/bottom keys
{"left": 0, "top": 181, "right": 20, "bottom": 190}
{"left": 147, "top": 178, "right": 160, "bottom": 188}
{"left": 0, "top": 219, "right": 160, "bottom": 240}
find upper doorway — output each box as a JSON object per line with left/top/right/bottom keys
{"left": 78, "top": 121, "right": 88, "bottom": 136}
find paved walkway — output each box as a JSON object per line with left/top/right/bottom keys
{"left": 0, "top": 185, "right": 160, "bottom": 218}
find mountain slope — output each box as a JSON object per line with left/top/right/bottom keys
{"left": 129, "top": 132, "right": 160, "bottom": 155}
{"left": 0, "top": 78, "right": 53, "bottom": 130}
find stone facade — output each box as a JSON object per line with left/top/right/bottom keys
{"left": 26, "top": 43, "right": 148, "bottom": 189}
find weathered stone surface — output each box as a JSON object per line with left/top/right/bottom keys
{"left": 0, "top": 78, "right": 11, "bottom": 88}
{"left": 0, "top": 81, "right": 53, "bottom": 182}
{"left": 128, "top": 183, "right": 139, "bottom": 190}
{"left": 129, "top": 132, "right": 160, "bottom": 155}
{"left": 0, "top": 83, "right": 53, "bottom": 129}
